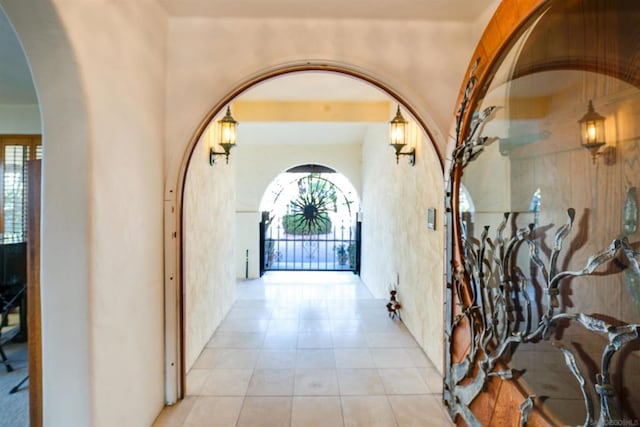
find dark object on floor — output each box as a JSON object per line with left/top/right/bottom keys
{"left": 386, "top": 289, "right": 402, "bottom": 320}
{"left": 10, "top": 375, "right": 29, "bottom": 394}
{"left": 1, "top": 285, "right": 25, "bottom": 372}
{"left": 1, "top": 242, "right": 28, "bottom": 372}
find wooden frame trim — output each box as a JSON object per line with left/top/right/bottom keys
{"left": 27, "top": 159, "right": 42, "bottom": 427}
{"left": 451, "top": 0, "right": 547, "bottom": 152}
{"left": 0, "top": 137, "right": 43, "bottom": 424}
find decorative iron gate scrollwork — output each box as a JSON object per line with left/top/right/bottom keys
{"left": 260, "top": 172, "right": 361, "bottom": 273}
{"left": 444, "top": 59, "right": 640, "bottom": 426}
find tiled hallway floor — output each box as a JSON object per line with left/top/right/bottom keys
{"left": 154, "top": 272, "right": 452, "bottom": 427}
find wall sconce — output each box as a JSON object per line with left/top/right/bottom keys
{"left": 210, "top": 106, "right": 238, "bottom": 165}
{"left": 389, "top": 106, "right": 415, "bottom": 166}
{"left": 578, "top": 100, "right": 608, "bottom": 164}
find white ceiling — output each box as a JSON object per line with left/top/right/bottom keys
{"left": 158, "top": 0, "right": 495, "bottom": 22}
{"left": 235, "top": 72, "right": 390, "bottom": 146}
{"left": 238, "top": 122, "right": 374, "bottom": 146}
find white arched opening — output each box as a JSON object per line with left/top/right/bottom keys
{"left": 0, "top": 2, "right": 92, "bottom": 425}
{"left": 173, "top": 64, "right": 446, "bottom": 402}
{"left": 259, "top": 166, "right": 361, "bottom": 272}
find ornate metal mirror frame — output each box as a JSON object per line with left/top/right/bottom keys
{"left": 444, "top": 1, "right": 640, "bottom": 425}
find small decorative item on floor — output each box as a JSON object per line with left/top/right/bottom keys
{"left": 386, "top": 288, "right": 402, "bottom": 320}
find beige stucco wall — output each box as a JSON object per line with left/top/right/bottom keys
{"left": 360, "top": 121, "right": 445, "bottom": 371}
{"left": 0, "top": 1, "right": 94, "bottom": 424}
{"left": 55, "top": 2, "right": 168, "bottom": 426}
{"left": 184, "top": 128, "right": 237, "bottom": 370}
{"left": 2, "top": 1, "right": 168, "bottom": 425}
{"left": 165, "top": 17, "right": 481, "bottom": 188}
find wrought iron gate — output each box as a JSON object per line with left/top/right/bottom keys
{"left": 261, "top": 212, "right": 361, "bottom": 274}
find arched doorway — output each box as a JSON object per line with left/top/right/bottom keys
{"left": 171, "top": 63, "right": 445, "bottom": 402}
{"left": 259, "top": 165, "right": 361, "bottom": 274}
{"left": 0, "top": 2, "right": 92, "bottom": 425}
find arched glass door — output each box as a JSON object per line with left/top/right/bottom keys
{"left": 445, "top": 1, "right": 640, "bottom": 424}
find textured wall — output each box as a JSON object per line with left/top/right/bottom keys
{"left": 47, "top": 2, "right": 168, "bottom": 425}
{"left": 184, "top": 128, "right": 237, "bottom": 370}
{"left": 360, "top": 121, "right": 445, "bottom": 371}
{"left": 1, "top": 1, "right": 168, "bottom": 425}
{"left": 0, "top": 2, "right": 94, "bottom": 423}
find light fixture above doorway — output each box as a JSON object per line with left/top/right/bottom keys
{"left": 389, "top": 106, "right": 415, "bottom": 166}
{"left": 210, "top": 106, "right": 238, "bottom": 165}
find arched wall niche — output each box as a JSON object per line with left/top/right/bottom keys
{"left": 172, "top": 61, "right": 446, "bottom": 401}
{"left": 446, "top": 0, "right": 640, "bottom": 425}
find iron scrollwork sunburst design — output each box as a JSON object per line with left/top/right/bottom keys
{"left": 444, "top": 59, "right": 640, "bottom": 426}
{"left": 287, "top": 175, "right": 337, "bottom": 235}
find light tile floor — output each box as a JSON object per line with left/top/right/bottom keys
{"left": 154, "top": 272, "right": 452, "bottom": 427}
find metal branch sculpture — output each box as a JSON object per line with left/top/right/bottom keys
{"left": 287, "top": 175, "right": 336, "bottom": 235}
{"left": 444, "top": 58, "right": 640, "bottom": 426}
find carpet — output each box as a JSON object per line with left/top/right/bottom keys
{"left": 0, "top": 342, "right": 28, "bottom": 427}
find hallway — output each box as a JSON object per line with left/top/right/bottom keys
{"left": 154, "top": 272, "right": 451, "bottom": 426}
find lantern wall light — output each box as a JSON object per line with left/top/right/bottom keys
{"left": 578, "top": 100, "right": 613, "bottom": 164}
{"left": 210, "top": 106, "right": 238, "bottom": 165}
{"left": 389, "top": 106, "right": 415, "bottom": 166}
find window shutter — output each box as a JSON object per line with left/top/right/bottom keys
{"left": 0, "top": 136, "right": 42, "bottom": 242}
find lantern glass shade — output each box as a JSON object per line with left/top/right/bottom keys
{"left": 218, "top": 106, "right": 238, "bottom": 148}
{"left": 389, "top": 106, "right": 408, "bottom": 148}
{"left": 578, "top": 100, "right": 606, "bottom": 149}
